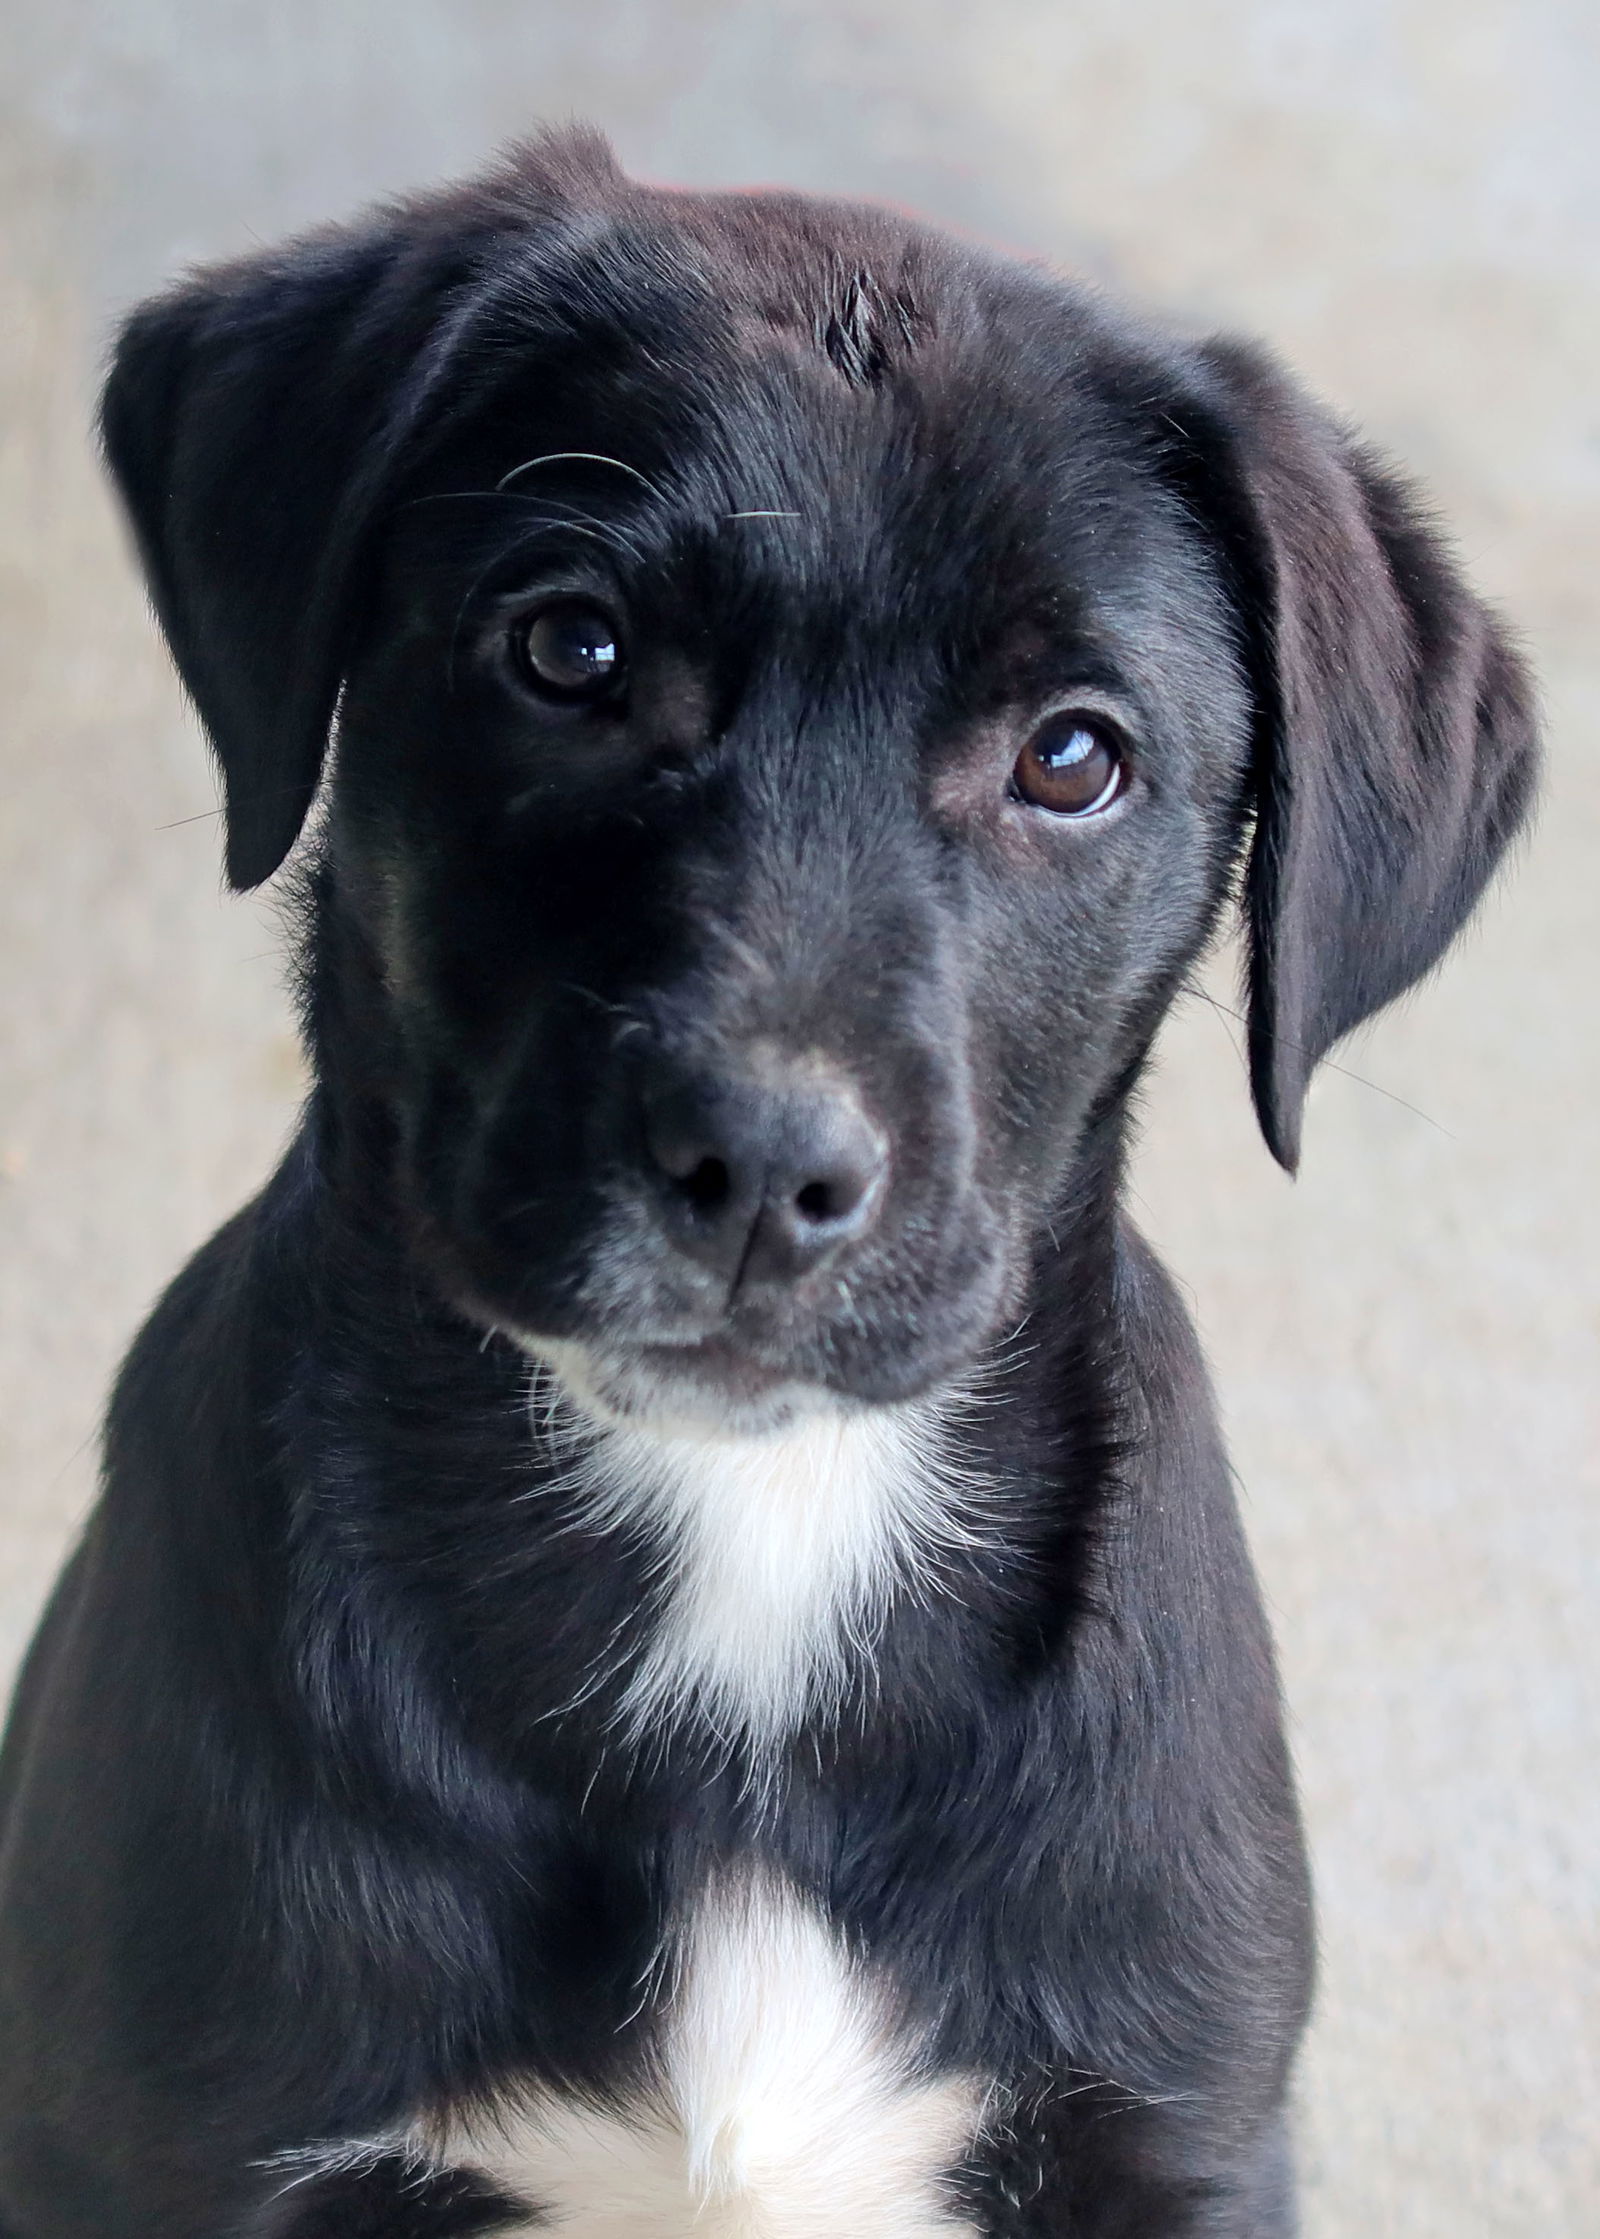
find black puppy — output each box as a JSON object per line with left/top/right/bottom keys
{"left": 0, "top": 130, "right": 1534, "bottom": 2238}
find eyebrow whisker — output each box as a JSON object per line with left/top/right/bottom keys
{"left": 495, "top": 451, "right": 660, "bottom": 495}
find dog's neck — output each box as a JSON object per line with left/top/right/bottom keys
{"left": 519, "top": 1374, "right": 1002, "bottom": 1771}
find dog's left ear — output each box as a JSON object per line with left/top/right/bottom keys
{"left": 1173, "top": 338, "right": 1538, "bottom": 1171}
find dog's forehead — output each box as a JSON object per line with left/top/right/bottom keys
{"left": 502, "top": 171, "right": 959, "bottom": 373}
{"left": 429, "top": 193, "right": 1189, "bottom": 647}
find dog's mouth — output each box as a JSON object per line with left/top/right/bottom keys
{"left": 417, "top": 1184, "right": 1023, "bottom": 1438}
{"left": 410, "top": 1201, "right": 872, "bottom": 1433}
{"left": 530, "top": 1333, "right": 851, "bottom": 1440}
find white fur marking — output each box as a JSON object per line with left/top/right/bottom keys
{"left": 542, "top": 1384, "right": 994, "bottom": 1754}
{"left": 431, "top": 1870, "right": 985, "bottom": 2236}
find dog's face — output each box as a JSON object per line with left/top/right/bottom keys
{"left": 333, "top": 268, "right": 1250, "bottom": 1426}
{"left": 103, "top": 133, "right": 1535, "bottom": 1431}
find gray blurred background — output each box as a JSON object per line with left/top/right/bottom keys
{"left": 2, "top": 2, "right": 1596, "bottom": 2228}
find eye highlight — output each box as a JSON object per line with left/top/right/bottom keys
{"left": 513, "top": 600, "right": 625, "bottom": 702}
{"left": 1011, "top": 715, "right": 1126, "bottom": 818}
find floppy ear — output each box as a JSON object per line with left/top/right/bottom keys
{"left": 101, "top": 213, "right": 487, "bottom": 889}
{"left": 1177, "top": 339, "right": 1538, "bottom": 1171}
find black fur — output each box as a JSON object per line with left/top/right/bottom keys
{"left": 0, "top": 129, "right": 1535, "bottom": 2237}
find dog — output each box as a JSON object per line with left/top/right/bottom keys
{"left": 0, "top": 127, "right": 1535, "bottom": 2238}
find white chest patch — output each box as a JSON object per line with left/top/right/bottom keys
{"left": 549, "top": 1391, "right": 991, "bottom": 1757}
{"left": 427, "top": 1869, "right": 986, "bottom": 2237}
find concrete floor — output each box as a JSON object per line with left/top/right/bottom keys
{"left": 1, "top": 2, "right": 1596, "bottom": 2228}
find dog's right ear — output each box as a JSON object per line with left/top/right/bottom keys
{"left": 100, "top": 128, "right": 628, "bottom": 891}
{"left": 100, "top": 214, "right": 485, "bottom": 890}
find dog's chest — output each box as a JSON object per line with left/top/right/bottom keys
{"left": 429, "top": 1869, "right": 985, "bottom": 2237}
{"left": 384, "top": 1406, "right": 992, "bottom": 2231}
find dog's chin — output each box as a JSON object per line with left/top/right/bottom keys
{"left": 522, "top": 1336, "right": 859, "bottom": 1442}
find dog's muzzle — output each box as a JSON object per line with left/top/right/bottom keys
{"left": 637, "top": 1051, "right": 890, "bottom": 1299}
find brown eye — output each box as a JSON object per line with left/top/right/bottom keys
{"left": 514, "top": 600, "right": 624, "bottom": 701}
{"left": 1012, "top": 716, "right": 1126, "bottom": 817}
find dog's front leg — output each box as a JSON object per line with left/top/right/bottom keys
{"left": 962, "top": 2096, "right": 1299, "bottom": 2238}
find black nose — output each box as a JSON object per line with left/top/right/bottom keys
{"left": 640, "top": 1057, "right": 890, "bottom": 1290}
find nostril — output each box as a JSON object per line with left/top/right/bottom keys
{"left": 794, "top": 1179, "right": 836, "bottom": 1223}
{"left": 681, "top": 1155, "right": 731, "bottom": 1211}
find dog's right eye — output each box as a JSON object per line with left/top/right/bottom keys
{"left": 512, "top": 601, "right": 625, "bottom": 703}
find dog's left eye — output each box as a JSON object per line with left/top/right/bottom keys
{"left": 1011, "top": 716, "right": 1126, "bottom": 818}
{"left": 513, "top": 601, "right": 625, "bottom": 702}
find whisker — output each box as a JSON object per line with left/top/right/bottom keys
{"left": 495, "top": 450, "right": 660, "bottom": 495}
{"left": 1185, "top": 985, "right": 1454, "bottom": 1138}
{"left": 399, "top": 489, "right": 558, "bottom": 512}
{"left": 559, "top": 982, "right": 642, "bottom": 1025}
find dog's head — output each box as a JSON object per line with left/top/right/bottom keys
{"left": 102, "top": 130, "right": 1535, "bottom": 1432}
